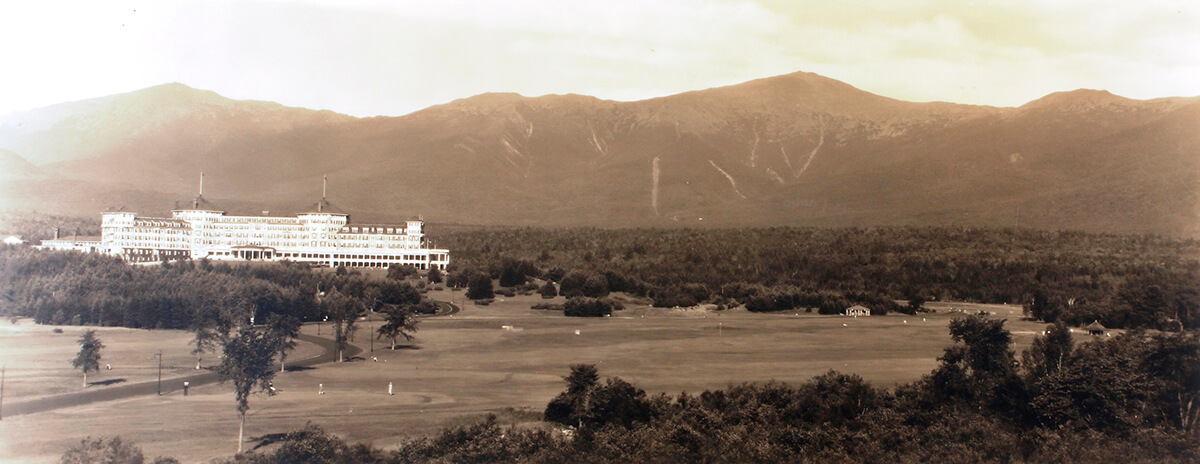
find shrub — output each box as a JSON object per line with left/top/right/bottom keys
{"left": 652, "top": 288, "right": 698, "bottom": 308}
{"left": 499, "top": 258, "right": 539, "bottom": 288}
{"left": 412, "top": 301, "right": 439, "bottom": 314}
{"left": 744, "top": 294, "right": 780, "bottom": 312}
{"left": 564, "top": 297, "right": 623, "bottom": 317}
{"left": 542, "top": 267, "right": 566, "bottom": 283}
{"left": 531, "top": 303, "right": 564, "bottom": 311}
{"left": 466, "top": 274, "right": 494, "bottom": 300}
{"left": 427, "top": 267, "right": 444, "bottom": 284}
{"left": 387, "top": 264, "right": 419, "bottom": 280}
{"left": 539, "top": 281, "right": 559, "bottom": 299}
{"left": 560, "top": 271, "right": 609, "bottom": 298}
{"left": 61, "top": 436, "right": 146, "bottom": 464}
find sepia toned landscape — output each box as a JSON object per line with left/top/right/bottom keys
{"left": 1, "top": 1, "right": 1198, "bottom": 463}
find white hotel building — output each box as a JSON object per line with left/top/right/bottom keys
{"left": 98, "top": 208, "right": 449, "bottom": 270}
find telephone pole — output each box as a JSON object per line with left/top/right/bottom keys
{"left": 156, "top": 351, "right": 163, "bottom": 396}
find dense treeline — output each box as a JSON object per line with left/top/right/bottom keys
{"left": 0, "top": 246, "right": 426, "bottom": 329}
{"left": 206, "top": 318, "right": 1199, "bottom": 464}
{"left": 439, "top": 227, "right": 1200, "bottom": 328}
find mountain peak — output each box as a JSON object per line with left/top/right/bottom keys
{"left": 1020, "top": 89, "right": 1133, "bottom": 111}
{"left": 126, "top": 82, "right": 235, "bottom": 108}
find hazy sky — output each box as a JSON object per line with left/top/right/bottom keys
{"left": 2, "top": 0, "right": 1197, "bottom": 117}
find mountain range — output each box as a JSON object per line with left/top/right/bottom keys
{"left": 1, "top": 71, "right": 1197, "bottom": 237}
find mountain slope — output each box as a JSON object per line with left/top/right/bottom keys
{"left": 0, "top": 74, "right": 1195, "bottom": 236}
{"left": 0, "top": 149, "right": 44, "bottom": 181}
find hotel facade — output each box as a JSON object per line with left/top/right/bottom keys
{"left": 94, "top": 208, "right": 449, "bottom": 270}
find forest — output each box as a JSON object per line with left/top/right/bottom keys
{"left": 439, "top": 226, "right": 1200, "bottom": 329}
{"left": 0, "top": 246, "right": 427, "bottom": 329}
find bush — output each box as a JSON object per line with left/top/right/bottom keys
{"left": 560, "top": 271, "right": 609, "bottom": 298}
{"left": 427, "top": 267, "right": 444, "bottom": 284}
{"left": 539, "top": 281, "right": 558, "bottom": 299}
{"left": 466, "top": 273, "right": 495, "bottom": 300}
{"left": 818, "top": 295, "right": 852, "bottom": 315}
{"left": 53, "top": 327, "right": 64, "bottom": 333}
{"left": 499, "top": 258, "right": 539, "bottom": 288}
{"left": 497, "top": 288, "right": 517, "bottom": 298}
{"left": 473, "top": 299, "right": 494, "bottom": 306}
{"left": 387, "top": 264, "right": 419, "bottom": 280}
{"left": 542, "top": 267, "right": 566, "bottom": 283}
{"left": 652, "top": 288, "right": 698, "bottom": 307}
{"left": 412, "top": 301, "right": 439, "bottom": 314}
{"left": 61, "top": 436, "right": 146, "bottom": 464}
{"left": 531, "top": 303, "right": 564, "bottom": 311}
{"left": 564, "top": 297, "right": 623, "bottom": 317}
{"left": 744, "top": 294, "right": 780, "bottom": 312}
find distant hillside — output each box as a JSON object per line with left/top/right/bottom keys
{"left": 0, "top": 149, "right": 44, "bottom": 181}
{"left": 1, "top": 73, "right": 1196, "bottom": 236}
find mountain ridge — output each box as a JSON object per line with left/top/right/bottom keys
{"left": 1, "top": 72, "right": 1196, "bottom": 237}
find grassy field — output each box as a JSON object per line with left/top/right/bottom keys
{"left": 0, "top": 292, "right": 1081, "bottom": 463}
{"left": 0, "top": 322, "right": 322, "bottom": 401}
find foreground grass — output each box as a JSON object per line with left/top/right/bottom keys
{"left": 0, "top": 292, "right": 1064, "bottom": 463}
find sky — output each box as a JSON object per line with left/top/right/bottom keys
{"left": 1, "top": 0, "right": 1197, "bottom": 117}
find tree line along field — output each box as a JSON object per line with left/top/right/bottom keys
{"left": 439, "top": 226, "right": 1199, "bottom": 329}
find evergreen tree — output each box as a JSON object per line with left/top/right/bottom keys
{"left": 467, "top": 273, "right": 494, "bottom": 300}
{"left": 71, "top": 329, "right": 104, "bottom": 388}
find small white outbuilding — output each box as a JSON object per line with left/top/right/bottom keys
{"left": 845, "top": 305, "right": 870, "bottom": 317}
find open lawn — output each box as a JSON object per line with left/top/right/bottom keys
{"left": 0, "top": 322, "right": 322, "bottom": 401}
{"left": 0, "top": 292, "right": 1088, "bottom": 463}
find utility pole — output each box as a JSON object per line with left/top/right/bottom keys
{"left": 156, "top": 351, "right": 163, "bottom": 396}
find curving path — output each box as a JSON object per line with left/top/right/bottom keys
{"left": 430, "top": 300, "right": 461, "bottom": 317}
